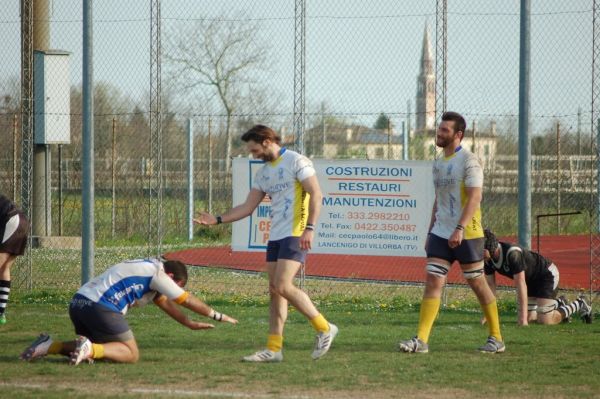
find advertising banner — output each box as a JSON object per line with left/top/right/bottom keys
{"left": 232, "top": 158, "right": 434, "bottom": 257}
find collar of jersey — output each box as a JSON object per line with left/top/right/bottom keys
{"left": 443, "top": 145, "right": 462, "bottom": 161}
{"left": 491, "top": 243, "right": 504, "bottom": 269}
{"left": 269, "top": 147, "right": 287, "bottom": 166}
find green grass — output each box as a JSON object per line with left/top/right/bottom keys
{"left": 1, "top": 293, "right": 598, "bottom": 398}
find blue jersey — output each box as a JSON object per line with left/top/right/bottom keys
{"left": 76, "top": 259, "right": 187, "bottom": 314}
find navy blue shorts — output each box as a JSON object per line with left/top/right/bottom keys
{"left": 69, "top": 294, "right": 134, "bottom": 343}
{"left": 426, "top": 233, "right": 484, "bottom": 264}
{"left": 266, "top": 237, "right": 307, "bottom": 264}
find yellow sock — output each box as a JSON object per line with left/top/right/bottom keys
{"left": 482, "top": 300, "right": 502, "bottom": 342}
{"left": 48, "top": 341, "right": 63, "bottom": 355}
{"left": 310, "top": 313, "right": 330, "bottom": 333}
{"left": 417, "top": 297, "right": 441, "bottom": 343}
{"left": 266, "top": 335, "right": 283, "bottom": 352}
{"left": 91, "top": 343, "right": 105, "bottom": 359}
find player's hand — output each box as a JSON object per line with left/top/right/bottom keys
{"left": 193, "top": 212, "right": 216, "bottom": 226}
{"left": 480, "top": 315, "right": 487, "bottom": 325}
{"left": 187, "top": 321, "right": 215, "bottom": 330}
{"left": 300, "top": 229, "right": 314, "bottom": 250}
{"left": 220, "top": 313, "right": 238, "bottom": 324}
{"left": 448, "top": 229, "right": 463, "bottom": 248}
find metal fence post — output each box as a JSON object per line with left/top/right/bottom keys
{"left": 518, "top": 0, "right": 532, "bottom": 249}
{"left": 187, "top": 118, "right": 194, "bottom": 241}
{"left": 82, "top": 0, "right": 95, "bottom": 283}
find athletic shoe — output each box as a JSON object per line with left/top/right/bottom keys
{"left": 557, "top": 296, "right": 571, "bottom": 323}
{"left": 242, "top": 349, "right": 283, "bottom": 363}
{"left": 20, "top": 333, "right": 53, "bottom": 361}
{"left": 578, "top": 296, "right": 593, "bottom": 324}
{"left": 311, "top": 323, "right": 339, "bottom": 360}
{"left": 478, "top": 336, "right": 505, "bottom": 354}
{"left": 70, "top": 336, "right": 93, "bottom": 366}
{"left": 0, "top": 314, "right": 5, "bottom": 325}
{"left": 398, "top": 336, "right": 429, "bottom": 353}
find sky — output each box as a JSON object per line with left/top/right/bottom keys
{"left": 0, "top": 0, "right": 594, "bottom": 134}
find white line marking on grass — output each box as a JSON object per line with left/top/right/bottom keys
{"left": 131, "top": 388, "right": 310, "bottom": 398}
{"left": 0, "top": 382, "right": 46, "bottom": 390}
{"left": 1, "top": 382, "right": 310, "bottom": 399}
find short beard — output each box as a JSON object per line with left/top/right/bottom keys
{"left": 261, "top": 153, "right": 275, "bottom": 162}
{"left": 436, "top": 134, "right": 458, "bottom": 148}
{"left": 436, "top": 138, "right": 450, "bottom": 148}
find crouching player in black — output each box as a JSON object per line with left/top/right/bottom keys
{"left": 483, "top": 229, "right": 592, "bottom": 326}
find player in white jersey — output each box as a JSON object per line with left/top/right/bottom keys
{"left": 20, "top": 259, "right": 237, "bottom": 365}
{"left": 399, "top": 112, "right": 505, "bottom": 354}
{"left": 195, "top": 125, "right": 337, "bottom": 363}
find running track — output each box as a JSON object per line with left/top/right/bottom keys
{"left": 164, "top": 235, "right": 593, "bottom": 289}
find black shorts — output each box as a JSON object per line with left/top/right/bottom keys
{"left": 0, "top": 212, "right": 29, "bottom": 256}
{"left": 69, "top": 294, "right": 134, "bottom": 343}
{"left": 266, "top": 236, "right": 307, "bottom": 264}
{"left": 527, "top": 263, "right": 559, "bottom": 299}
{"left": 426, "top": 233, "right": 484, "bottom": 264}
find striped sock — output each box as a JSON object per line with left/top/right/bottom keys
{"left": 0, "top": 280, "right": 10, "bottom": 316}
{"left": 558, "top": 299, "right": 582, "bottom": 319}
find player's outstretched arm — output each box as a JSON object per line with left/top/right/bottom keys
{"left": 194, "top": 189, "right": 265, "bottom": 226}
{"left": 182, "top": 294, "right": 238, "bottom": 325}
{"left": 155, "top": 296, "right": 214, "bottom": 330}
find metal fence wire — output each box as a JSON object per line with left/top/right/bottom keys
{"left": 1, "top": 0, "right": 598, "bottom": 301}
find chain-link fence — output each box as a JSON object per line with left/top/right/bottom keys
{"left": 1, "top": 1, "right": 598, "bottom": 301}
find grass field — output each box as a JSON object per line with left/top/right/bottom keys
{"left": 1, "top": 291, "right": 598, "bottom": 399}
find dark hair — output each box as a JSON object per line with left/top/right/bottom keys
{"left": 441, "top": 111, "right": 466, "bottom": 135}
{"left": 241, "top": 125, "right": 281, "bottom": 145}
{"left": 163, "top": 260, "right": 188, "bottom": 287}
{"left": 484, "top": 229, "right": 499, "bottom": 255}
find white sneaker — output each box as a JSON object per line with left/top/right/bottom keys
{"left": 70, "top": 336, "right": 93, "bottom": 365}
{"left": 398, "top": 336, "right": 429, "bottom": 353}
{"left": 311, "top": 323, "right": 338, "bottom": 360}
{"left": 478, "top": 336, "right": 506, "bottom": 354}
{"left": 20, "top": 333, "right": 53, "bottom": 361}
{"left": 242, "top": 349, "right": 283, "bottom": 363}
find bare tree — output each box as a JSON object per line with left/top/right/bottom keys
{"left": 164, "top": 13, "right": 269, "bottom": 173}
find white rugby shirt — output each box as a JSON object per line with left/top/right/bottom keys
{"left": 430, "top": 147, "right": 484, "bottom": 240}
{"left": 251, "top": 148, "right": 315, "bottom": 241}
